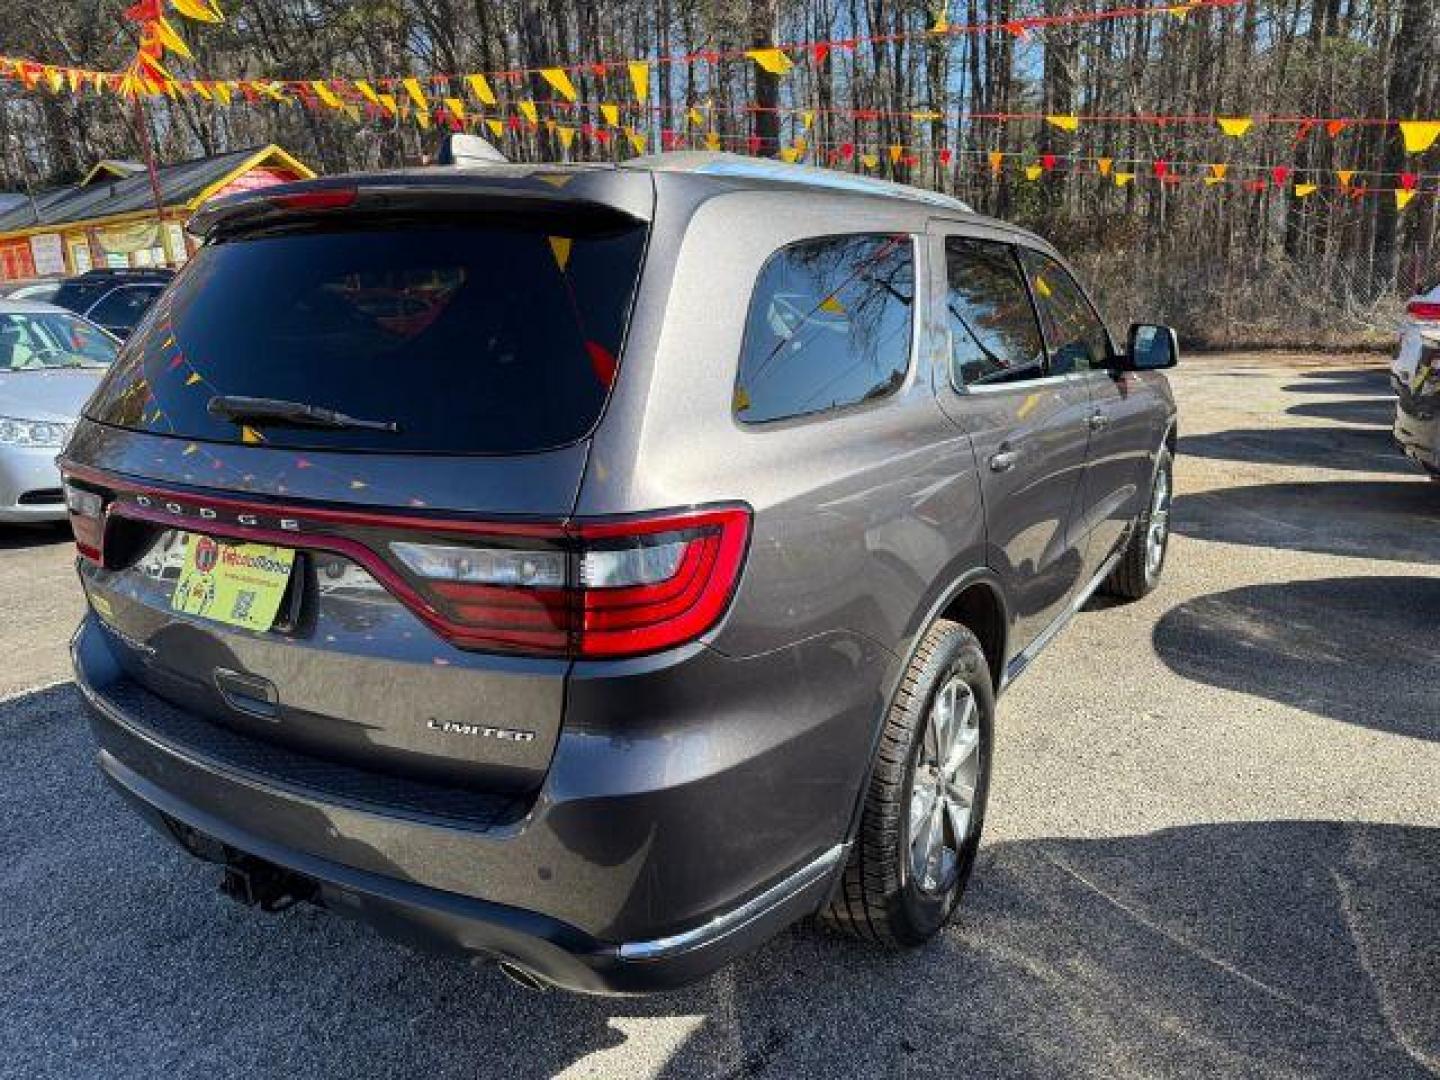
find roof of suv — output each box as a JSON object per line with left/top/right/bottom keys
{"left": 189, "top": 152, "right": 1043, "bottom": 244}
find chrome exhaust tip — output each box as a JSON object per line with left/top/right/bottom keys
{"left": 497, "top": 961, "right": 549, "bottom": 992}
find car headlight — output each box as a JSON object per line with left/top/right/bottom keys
{"left": 0, "top": 417, "right": 69, "bottom": 448}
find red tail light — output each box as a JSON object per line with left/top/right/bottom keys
{"left": 62, "top": 480, "right": 106, "bottom": 562}
{"left": 1408, "top": 300, "right": 1440, "bottom": 321}
{"left": 266, "top": 186, "right": 357, "bottom": 212}
{"left": 60, "top": 464, "right": 753, "bottom": 662}
{"left": 389, "top": 507, "right": 752, "bottom": 658}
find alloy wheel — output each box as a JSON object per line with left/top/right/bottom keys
{"left": 908, "top": 674, "right": 981, "bottom": 894}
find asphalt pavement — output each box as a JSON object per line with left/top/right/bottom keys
{"left": 1, "top": 353, "right": 1436, "bottom": 1079}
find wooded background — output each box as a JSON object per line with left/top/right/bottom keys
{"left": 2, "top": 0, "right": 1436, "bottom": 347}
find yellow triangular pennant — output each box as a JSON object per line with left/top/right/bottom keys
{"left": 1294, "top": 183, "right": 1318, "bottom": 197}
{"left": 354, "top": 79, "right": 380, "bottom": 106}
{"left": 485, "top": 117, "right": 504, "bottom": 138}
{"left": 1396, "top": 189, "right": 1417, "bottom": 210}
{"left": 312, "top": 81, "right": 343, "bottom": 108}
{"left": 744, "top": 48, "right": 793, "bottom": 76}
{"left": 1399, "top": 121, "right": 1440, "bottom": 154}
{"left": 860, "top": 153, "right": 879, "bottom": 169}
{"left": 1045, "top": 114, "right": 1079, "bottom": 132}
{"left": 1025, "top": 164, "right": 1044, "bottom": 181}
{"left": 779, "top": 147, "right": 800, "bottom": 163}
{"left": 627, "top": 61, "right": 649, "bottom": 102}
{"left": 1217, "top": 117, "right": 1253, "bottom": 138}
{"left": 687, "top": 106, "right": 704, "bottom": 128}
{"left": 704, "top": 130, "right": 721, "bottom": 151}
{"left": 539, "top": 68, "right": 577, "bottom": 102}
{"left": 600, "top": 103, "right": 620, "bottom": 127}
{"left": 988, "top": 150, "right": 1004, "bottom": 174}
{"left": 1115, "top": 172, "right": 1135, "bottom": 187}
{"left": 444, "top": 96, "right": 466, "bottom": 121}
{"left": 801, "top": 110, "right": 815, "bottom": 129}
{"left": 548, "top": 236, "right": 572, "bottom": 271}
{"left": 517, "top": 99, "right": 538, "bottom": 124}
{"left": 625, "top": 127, "right": 647, "bottom": 154}
{"left": 556, "top": 125, "right": 576, "bottom": 150}
{"left": 401, "top": 77, "right": 428, "bottom": 109}
{"left": 466, "top": 73, "right": 497, "bottom": 106}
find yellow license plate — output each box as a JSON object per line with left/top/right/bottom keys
{"left": 170, "top": 534, "right": 296, "bottom": 632}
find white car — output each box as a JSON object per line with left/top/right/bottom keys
{"left": 1392, "top": 279, "right": 1440, "bottom": 389}
{"left": 0, "top": 299, "right": 119, "bottom": 522}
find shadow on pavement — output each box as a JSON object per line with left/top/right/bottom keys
{"left": 1152, "top": 576, "right": 1438, "bottom": 740}
{"left": 1179, "top": 425, "right": 1411, "bottom": 474}
{"left": 0, "top": 523, "right": 72, "bottom": 551}
{"left": 1171, "top": 479, "right": 1438, "bottom": 563}
{"left": 1287, "top": 398, "right": 1395, "bottom": 426}
{"left": 2, "top": 685, "right": 1437, "bottom": 1077}
{"left": 1282, "top": 368, "right": 1393, "bottom": 397}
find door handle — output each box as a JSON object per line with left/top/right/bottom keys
{"left": 1088, "top": 411, "right": 1110, "bottom": 431}
{"left": 988, "top": 449, "right": 1019, "bottom": 473}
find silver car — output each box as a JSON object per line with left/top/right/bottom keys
{"left": 0, "top": 299, "right": 118, "bottom": 522}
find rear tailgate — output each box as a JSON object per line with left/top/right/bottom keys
{"left": 62, "top": 170, "right": 652, "bottom": 794}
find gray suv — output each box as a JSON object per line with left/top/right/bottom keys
{"left": 60, "top": 154, "right": 1178, "bottom": 994}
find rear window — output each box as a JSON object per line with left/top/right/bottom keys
{"left": 734, "top": 233, "right": 914, "bottom": 424}
{"left": 86, "top": 220, "right": 647, "bottom": 454}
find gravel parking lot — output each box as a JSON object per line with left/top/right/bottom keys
{"left": 1, "top": 353, "right": 1436, "bottom": 1080}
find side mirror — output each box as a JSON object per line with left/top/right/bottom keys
{"left": 1120, "top": 323, "right": 1180, "bottom": 371}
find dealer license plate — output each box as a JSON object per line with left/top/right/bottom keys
{"left": 170, "top": 533, "right": 296, "bottom": 632}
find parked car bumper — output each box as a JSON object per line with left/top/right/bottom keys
{"left": 72, "top": 615, "right": 884, "bottom": 993}
{"left": 0, "top": 444, "right": 67, "bottom": 522}
{"left": 1394, "top": 338, "right": 1440, "bottom": 477}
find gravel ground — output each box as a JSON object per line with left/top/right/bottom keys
{"left": 1, "top": 353, "right": 1436, "bottom": 1079}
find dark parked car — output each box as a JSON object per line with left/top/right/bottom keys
{"left": 60, "top": 154, "right": 1178, "bottom": 994}
{"left": 52, "top": 267, "right": 172, "bottom": 340}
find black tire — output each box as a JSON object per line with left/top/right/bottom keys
{"left": 821, "top": 619, "right": 994, "bottom": 948}
{"left": 1103, "top": 446, "right": 1173, "bottom": 600}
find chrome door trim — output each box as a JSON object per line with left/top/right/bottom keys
{"left": 1000, "top": 546, "right": 1122, "bottom": 690}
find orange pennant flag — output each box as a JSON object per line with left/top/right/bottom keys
{"left": 988, "top": 150, "right": 1004, "bottom": 175}
{"left": 1209, "top": 163, "right": 1228, "bottom": 179}
{"left": 1097, "top": 157, "right": 1113, "bottom": 176}
{"left": 1336, "top": 169, "right": 1354, "bottom": 187}
{"left": 539, "top": 68, "right": 577, "bottom": 102}
{"left": 888, "top": 144, "right": 903, "bottom": 163}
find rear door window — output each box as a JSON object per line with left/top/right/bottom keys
{"left": 944, "top": 238, "right": 1047, "bottom": 386}
{"left": 86, "top": 220, "right": 647, "bottom": 454}
{"left": 734, "top": 233, "right": 914, "bottom": 424}
{"left": 1019, "top": 250, "right": 1114, "bottom": 375}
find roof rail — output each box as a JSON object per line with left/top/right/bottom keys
{"left": 624, "top": 151, "right": 973, "bottom": 212}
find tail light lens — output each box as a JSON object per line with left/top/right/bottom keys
{"left": 1408, "top": 301, "right": 1440, "bottom": 321}
{"left": 63, "top": 480, "right": 105, "bottom": 562}
{"left": 386, "top": 507, "right": 751, "bottom": 658}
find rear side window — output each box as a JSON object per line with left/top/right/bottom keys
{"left": 734, "top": 233, "right": 914, "bottom": 424}
{"left": 1019, "top": 250, "right": 1113, "bottom": 375}
{"left": 86, "top": 220, "right": 647, "bottom": 454}
{"left": 88, "top": 286, "right": 162, "bottom": 332}
{"left": 944, "top": 238, "right": 1046, "bottom": 386}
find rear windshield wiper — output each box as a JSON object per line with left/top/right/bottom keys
{"left": 207, "top": 395, "right": 400, "bottom": 433}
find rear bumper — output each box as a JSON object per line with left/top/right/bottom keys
{"left": 73, "top": 616, "right": 883, "bottom": 993}
{"left": 1394, "top": 378, "right": 1440, "bottom": 476}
